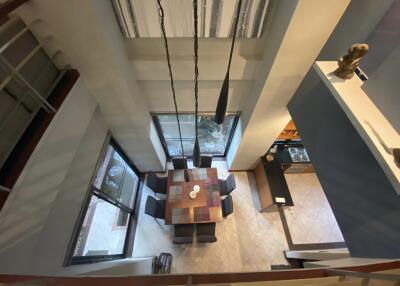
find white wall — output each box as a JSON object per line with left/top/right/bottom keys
{"left": 16, "top": 0, "right": 166, "bottom": 172}
{"left": 362, "top": 44, "right": 400, "bottom": 133}
{"left": 229, "top": 0, "right": 350, "bottom": 169}
{"left": 0, "top": 78, "right": 145, "bottom": 275}
{"left": 226, "top": 119, "right": 243, "bottom": 169}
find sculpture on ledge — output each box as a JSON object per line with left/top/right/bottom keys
{"left": 334, "top": 43, "right": 369, "bottom": 79}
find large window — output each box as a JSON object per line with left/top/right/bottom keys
{"left": 152, "top": 113, "right": 239, "bottom": 158}
{"left": 67, "top": 137, "right": 141, "bottom": 264}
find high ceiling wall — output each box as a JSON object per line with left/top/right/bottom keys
{"left": 14, "top": 0, "right": 350, "bottom": 171}
{"left": 127, "top": 38, "right": 261, "bottom": 112}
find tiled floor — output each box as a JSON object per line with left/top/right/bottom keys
{"left": 284, "top": 173, "right": 344, "bottom": 244}
{"left": 132, "top": 161, "right": 344, "bottom": 273}
{"left": 133, "top": 161, "right": 288, "bottom": 273}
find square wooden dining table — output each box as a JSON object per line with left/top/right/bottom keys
{"left": 165, "top": 168, "right": 223, "bottom": 225}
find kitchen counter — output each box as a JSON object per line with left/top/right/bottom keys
{"left": 254, "top": 157, "right": 294, "bottom": 212}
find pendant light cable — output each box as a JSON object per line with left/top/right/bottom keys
{"left": 193, "top": 0, "right": 199, "bottom": 148}
{"left": 192, "top": 0, "right": 201, "bottom": 167}
{"left": 227, "top": 0, "right": 242, "bottom": 72}
{"left": 157, "top": 0, "right": 185, "bottom": 158}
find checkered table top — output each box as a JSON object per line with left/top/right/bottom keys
{"left": 165, "top": 168, "right": 223, "bottom": 225}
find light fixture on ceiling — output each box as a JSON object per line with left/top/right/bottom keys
{"left": 214, "top": 0, "right": 242, "bottom": 125}
{"left": 156, "top": 0, "right": 186, "bottom": 162}
{"left": 192, "top": 0, "right": 201, "bottom": 168}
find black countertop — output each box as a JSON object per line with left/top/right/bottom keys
{"left": 262, "top": 157, "right": 294, "bottom": 207}
{"left": 276, "top": 148, "right": 292, "bottom": 165}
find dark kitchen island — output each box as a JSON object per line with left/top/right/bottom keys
{"left": 254, "top": 156, "right": 294, "bottom": 212}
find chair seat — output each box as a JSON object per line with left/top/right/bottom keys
{"left": 173, "top": 224, "right": 194, "bottom": 244}
{"left": 197, "top": 235, "right": 217, "bottom": 243}
{"left": 173, "top": 236, "right": 193, "bottom": 244}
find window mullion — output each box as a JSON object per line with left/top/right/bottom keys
{"left": 92, "top": 190, "right": 132, "bottom": 213}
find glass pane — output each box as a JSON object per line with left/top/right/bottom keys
{"left": 73, "top": 196, "right": 129, "bottom": 257}
{"left": 157, "top": 114, "right": 237, "bottom": 157}
{"left": 198, "top": 115, "right": 235, "bottom": 155}
{"left": 100, "top": 146, "right": 126, "bottom": 199}
{"left": 157, "top": 114, "right": 195, "bottom": 139}
{"left": 94, "top": 144, "right": 138, "bottom": 210}
{"left": 119, "top": 166, "right": 139, "bottom": 209}
{"left": 165, "top": 139, "right": 194, "bottom": 157}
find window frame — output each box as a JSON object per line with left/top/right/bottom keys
{"left": 64, "top": 134, "right": 142, "bottom": 266}
{"left": 151, "top": 112, "right": 240, "bottom": 159}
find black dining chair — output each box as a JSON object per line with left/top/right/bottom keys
{"left": 221, "top": 195, "right": 233, "bottom": 218}
{"left": 219, "top": 173, "right": 236, "bottom": 196}
{"left": 146, "top": 172, "right": 167, "bottom": 196}
{"left": 145, "top": 196, "right": 166, "bottom": 220}
{"left": 196, "top": 223, "right": 217, "bottom": 243}
{"left": 172, "top": 158, "right": 188, "bottom": 170}
{"left": 199, "top": 155, "right": 212, "bottom": 168}
{"left": 173, "top": 224, "right": 195, "bottom": 244}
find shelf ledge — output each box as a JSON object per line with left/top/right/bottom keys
{"left": 314, "top": 61, "right": 400, "bottom": 195}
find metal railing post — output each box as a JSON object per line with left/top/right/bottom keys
{"left": 0, "top": 54, "right": 56, "bottom": 113}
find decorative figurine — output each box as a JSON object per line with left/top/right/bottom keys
{"left": 334, "top": 43, "right": 369, "bottom": 79}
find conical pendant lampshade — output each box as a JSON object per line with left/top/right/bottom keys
{"left": 214, "top": 0, "right": 242, "bottom": 125}
{"left": 215, "top": 72, "right": 229, "bottom": 124}
{"left": 192, "top": 138, "right": 201, "bottom": 167}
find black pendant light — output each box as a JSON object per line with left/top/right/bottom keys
{"left": 157, "top": 0, "right": 185, "bottom": 160}
{"left": 215, "top": 0, "right": 242, "bottom": 124}
{"left": 192, "top": 0, "right": 201, "bottom": 168}
{"left": 184, "top": 168, "right": 191, "bottom": 182}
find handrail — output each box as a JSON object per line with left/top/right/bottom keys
{"left": 0, "top": 185, "right": 11, "bottom": 192}
{"left": 0, "top": 55, "right": 67, "bottom": 133}
{"left": 325, "top": 269, "right": 400, "bottom": 282}
{"left": 0, "top": 0, "right": 30, "bottom": 20}
{"left": 0, "top": 261, "right": 399, "bottom": 286}
{"left": 0, "top": 54, "right": 56, "bottom": 113}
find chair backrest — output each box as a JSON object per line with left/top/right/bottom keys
{"left": 196, "top": 223, "right": 215, "bottom": 235}
{"left": 221, "top": 195, "right": 233, "bottom": 217}
{"left": 146, "top": 172, "right": 158, "bottom": 191}
{"left": 226, "top": 173, "right": 236, "bottom": 193}
{"left": 219, "top": 174, "right": 236, "bottom": 196}
{"left": 200, "top": 155, "right": 212, "bottom": 168}
{"left": 197, "top": 223, "right": 217, "bottom": 243}
{"left": 145, "top": 196, "right": 165, "bottom": 219}
{"left": 172, "top": 158, "right": 188, "bottom": 170}
{"left": 146, "top": 172, "right": 167, "bottom": 194}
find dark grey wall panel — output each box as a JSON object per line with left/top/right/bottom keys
{"left": 288, "top": 69, "right": 400, "bottom": 259}
{"left": 362, "top": 46, "right": 400, "bottom": 133}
